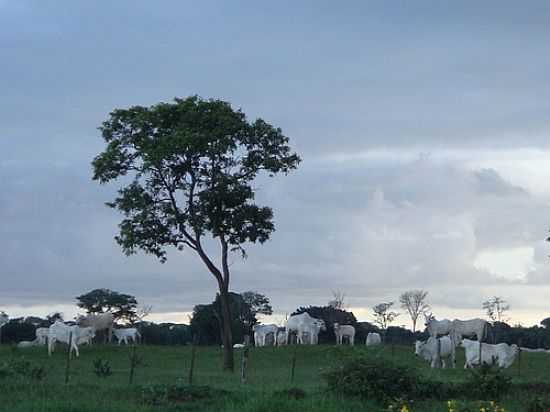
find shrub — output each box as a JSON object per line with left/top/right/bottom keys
{"left": 464, "top": 364, "right": 512, "bottom": 401}
{"left": 0, "top": 357, "right": 46, "bottom": 381}
{"left": 93, "top": 358, "right": 112, "bottom": 378}
{"left": 324, "top": 357, "right": 422, "bottom": 403}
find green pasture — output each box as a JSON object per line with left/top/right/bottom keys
{"left": 0, "top": 344, "right": 547, "bottom": 411}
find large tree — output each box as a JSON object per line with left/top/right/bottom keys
{"left": 92, "top": 96, "right": 300, "bottom": 370}
{"left": 76, "top": 288, "right": 138, "bottom": 322}
{"left": 399, "top": 290, "right": 429, "bottom": 333}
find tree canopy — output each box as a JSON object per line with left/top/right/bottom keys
{"left": 76, "top": 288, "right": 138, "bottom": 322}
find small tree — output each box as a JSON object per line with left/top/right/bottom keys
{"left": 373, "top": 302, "right": 399, "bottom": 339}
{"left": 76, "top": 288, "right": 138, "bottom": 322}
{"left": 92, "top": 96, "right": 300, "bottom": 370}
{"left": 399, "top": 290, "right": 429, "bottom": 332}
{"left": 541, "top": 317, "right": 550, "bottom": 329}
{"left": 483, "top": 296, "right": 510, "bottom": 343}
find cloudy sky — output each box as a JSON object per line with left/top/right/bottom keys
{"left": 2, "top": 1, "right": 550, "bottom": 327}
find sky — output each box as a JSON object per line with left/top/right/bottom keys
{"left": 2, "top": 1, "right": 550, "bottom": 328}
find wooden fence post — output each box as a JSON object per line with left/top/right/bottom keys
{"left": 290, "top": 345, "right": 298, "bottom": 384}
{"left": 64, "top": 331, "right": 72, "bottom": 384}
{"left": 129, "top": 344, "right": 137, "bottom": 385}
{"left": 240, "top": 346, "right": 249, "bottom": 384}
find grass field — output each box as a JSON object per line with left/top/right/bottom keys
{"left": 0, "top": 343, "right": 548, "bottom": 411}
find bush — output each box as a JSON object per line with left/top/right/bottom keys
{"left": 464, "top": 363, "right": 512, "bottom": 401}
{"left": 93, "top": 358, "right": 112, "bottom": 378}
{"left": 324, "top": 357, "right": 425, "bottom": 403}
{"left": 0, "top": 357, "right": 46, "bottom": 381}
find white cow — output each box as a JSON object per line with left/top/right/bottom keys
{"left": 450, "top": 318, "right": 488, "bottom": 344}
{"left": 366, "top": 332, "right": 382, "bottom": 346}
{"left": 415, "top": 336, "right": 454, "bottom": 368}
{"left": 35, "top": 327, "right": 49, "bottom": 345}
{"left": 286, "top": 313, "right": 326, "bottom": 345}
{"left": 334, "top": 323, "right": 355, "bottom": 345}
{"left": 77, "top": 313, "right": 114, "bottom": 343}
{"left": 113, "top": 328, "right": 141, "bottom": 345}
{"left": 425, "top": 317, "right": 453, "bottom": 338}
{"left": 0, "top": 313, "right": 8, "bottom": 328}
{"left": 461, "top": 339, "right": 518, "bottom": 369}
{"left": 48, "top": 321, "right": 95, "bottom": 358}
{"left": 252, "top": 324, "right": 279, "bottom": 347}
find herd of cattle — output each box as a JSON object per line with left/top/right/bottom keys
{"left": 252, "top": 313, "right": 520, "bottom": 369}
{"left": 8, "top": 313, "right": 141, "bottom": 358}
{"left": 1, "top": 311, "right": 523, "bottom": 368}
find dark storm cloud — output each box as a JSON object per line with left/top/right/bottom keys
{"left": 1, "top": 1, "right": 550, "bottom": 322}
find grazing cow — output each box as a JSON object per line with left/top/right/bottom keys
{"left": 415, "top": 336, "right": 454, "bottom": 368}
{"left": 461, "top": 339, "right": 518, "bottom": 368}
{"left": 366, "top": 332, "right": 382, "bottom": 346}
{"left": 286, "top": 313, "right": 326, "bottom": 345}
{"left": 113, "top": 328, "right": 141, "bottom": 345}
{"left": 252, "top": 324, "right": 279, "bottom": 347}
{"left": 17, "top": 340, "right": 38, "bottom": 349}
{"left": 35, "top": 327, "right": 49, "bottom": 345}
{"left": 77, "top": 313, "right": 114, "bottom": 343}
{"left": 334, "top": 323, "right": 355, "bottom": 345}
{"left": 48, "top": 321, "right": 95, "bottom": 358}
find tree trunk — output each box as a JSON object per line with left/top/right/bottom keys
{"left": 218, "top": 288, "right": 234, "bottom": 371}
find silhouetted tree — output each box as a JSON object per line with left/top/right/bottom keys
{"left": 93, "top": 96, "right": 300, "bottom": 370}
{"left": 399, "top": 290, "right": 429, "bottom": 332}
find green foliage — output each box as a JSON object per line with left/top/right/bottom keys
{"left": 324, "top": 357, "right": 422, "bottom": 404}
{"left": 465, "top": 363, "right": 512, "bottom": 401}
{"left": 191, "top": 291, "right": 272, "bottom": 345}
{"left": 93, "top": 358, "right": 113, "bottom": 378}
{"left": 76, "top": 288, "right": 138, "bottom": 322}
{"left": 0, "top": 357, "right": 46, "bottom": 381}
{"left": 240, "top": 291, "right": 273, "bottom": 331}
{"left": 92, "top": 95, "right": 300, "bottom": 263}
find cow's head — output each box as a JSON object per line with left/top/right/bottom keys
{"left": 423, "top": 312, "right": 435, "bottom": 327}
